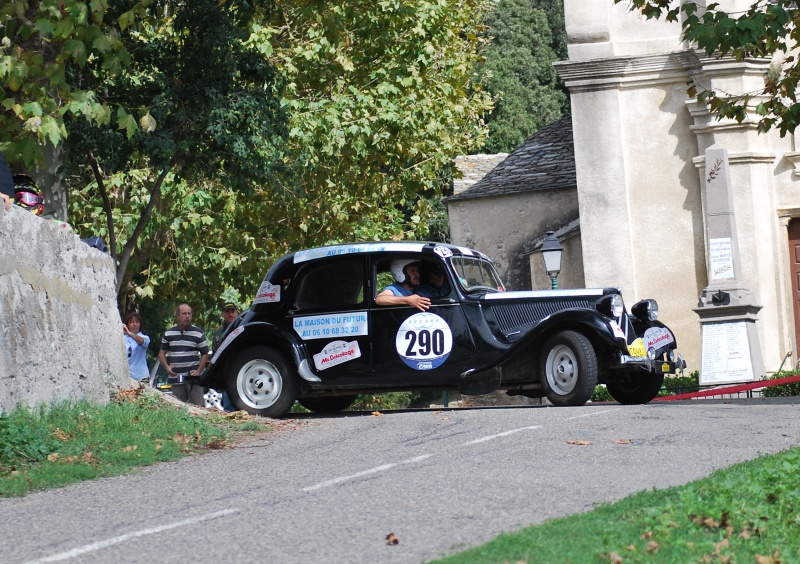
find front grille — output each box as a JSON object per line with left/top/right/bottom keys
{"left": 491, "top": 299, "right": 593, "bottom": 333}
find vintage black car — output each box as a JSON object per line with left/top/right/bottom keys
{"left": 202, "top": 242, "right": 685, "bottom": 416}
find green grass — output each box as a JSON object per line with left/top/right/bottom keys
{"left": 0, "top": 389, "right": 270, "bottom": 497}
{"left": 433, "top": 447, "right": 800, "bottom": 563}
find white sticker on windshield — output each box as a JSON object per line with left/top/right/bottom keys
{"left": 253, "top": 281, "right": 280, "bottom": 304}
{"left": 293, "top": 312, "right": 368, "bottom": 340}
{"left": 395, "top": 312, "right": 453, "bottom": 370}
{"left": 313, "top": 340, "right": 362, "bottom": 371}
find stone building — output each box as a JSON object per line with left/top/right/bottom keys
{"left": 447, "top": 117, "right": 582, "bottom": 293}
{"left": 448, "top": 0, "right": 800, "bottom": 378}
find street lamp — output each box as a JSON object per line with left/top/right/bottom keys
{"left": 541, "top": 231, "right": 563, "bottom": 289}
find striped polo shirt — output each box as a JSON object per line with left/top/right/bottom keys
{"left": 161, "top": 324, "right": 209, "bottom": 373}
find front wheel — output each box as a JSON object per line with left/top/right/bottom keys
{"left": 607, "top": 372, "right": 664, "bottom": 405}
{"left": 226, "top": 346, "right": 297, "bottom": 417}
{"left": 540, "top": 331, "right": 598, "bottom": 407}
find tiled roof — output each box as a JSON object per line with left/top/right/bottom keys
{"left": 446, "top": 116, "right": 575, "bottom": 202}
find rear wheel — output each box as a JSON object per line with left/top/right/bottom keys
{"left": 540, "top": 331, "right": 597, "bottom": 407}
{"left": 607, "top": 372, "right": 664, "bottom": 405}
{"left": 298, "top": 395, "right": 358, "bottom": 414}
{"left": 226, "top": 346, "right": 297, "bottom": 417}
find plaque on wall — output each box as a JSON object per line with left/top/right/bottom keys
{"left": 700, "top": 321, "right": 755, "bottom": 384}
{"left": 708, "top": 237, "right": 734, "bottom": 280}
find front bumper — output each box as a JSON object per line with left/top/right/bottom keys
{"left": 614, "top": 353, "right": 686, "bottom": 374}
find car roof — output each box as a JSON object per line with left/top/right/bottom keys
{"left": 263, "top": 242, "right": 491, "bottom": 283}
{"left": 285, "top": 241, "right": 487, "bottom": 265}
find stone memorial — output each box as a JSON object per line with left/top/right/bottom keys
{"left": 694, "top": 145, "right": 765, "bottom": 385}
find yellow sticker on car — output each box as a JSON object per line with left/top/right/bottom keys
{"left": 662, "top": 363, "right": 670, "bottom": 372}
{"left": 627, "top": 338, "right": 646, "bottom": 358}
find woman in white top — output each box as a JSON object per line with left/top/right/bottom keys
{"left": 123, "top": 313, "right": 151, "bottom": 381}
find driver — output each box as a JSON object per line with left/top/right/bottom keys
{"left": 376, "top": 259, "right": 430, "bottom": 311}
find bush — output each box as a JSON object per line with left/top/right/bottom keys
{"left": 0, "top": 406, "right": 61, "bottom": 466}
{"left": 591, "top": 385, "right": 613, "bottom": 402}
{"left": 659, "top": 372, "right": 700, "bottom": 396}
{"left": 592, "top": 371, "right": 700, "bottom": 402}
{"left": 350, "top": 392, "right": 413, "bottom": 411}
{"left": 762, "top": 370, "right": 800, "bottom": 397}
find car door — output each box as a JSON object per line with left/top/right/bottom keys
{"left": 285, "top": 256, "right": 372, "bottom": 380}
{"left": 369, "top": 256, "right": 477, "bottom": 387}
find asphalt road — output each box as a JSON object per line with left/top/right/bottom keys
{"left": 1, "top": 398, "right": 799, "bottom": 564}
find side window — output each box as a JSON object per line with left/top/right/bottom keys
{"left": 293, "top": 259, "right": 364, "bottom": 310}
{"left": 375, "top": 260, "right": 395, "bottom": 298}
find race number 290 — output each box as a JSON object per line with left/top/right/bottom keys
{"left": 395, "top": 313, "right": 453, "bottom": 370}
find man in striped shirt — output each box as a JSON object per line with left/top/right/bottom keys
{"left": 158, "top": 303, "right": 209, "bottom": 404}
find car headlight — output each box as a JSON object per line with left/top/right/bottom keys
{"left": 632, "top": 299, "right": 658, "bottom": 322}
{"left": 596, "top": 293, "right": 624, "bottom": 319}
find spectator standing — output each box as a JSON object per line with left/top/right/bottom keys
{"left": 12, "top": 174, "right": 44, "bottom": 216}
{"left": 158, "top": 303, "right": 209, "bottom": 405}
{"left": 212, "top": 301, "right": 239, "bottom": 352}
{"left": 212, "top": 301, "right": 239, "bottom": 411}
{"left": 123, "top": 313, "right": 151, "bottom": 381}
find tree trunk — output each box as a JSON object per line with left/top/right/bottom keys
{"left": 39, "top": 142, "right": 67, "bottom": 221}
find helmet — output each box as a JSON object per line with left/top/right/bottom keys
{"left": 390, "top": 259, "right": 420, "bottom": 284}
{"left": 13, "top": 174, "right": 44, "bottom": 216}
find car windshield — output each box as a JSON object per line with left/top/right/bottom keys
{"left": 450, "top": 256, "right": 505, "bottom": 292}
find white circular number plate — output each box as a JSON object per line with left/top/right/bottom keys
{"left": 395, "top": 313, "right": 453, "bottom": 370}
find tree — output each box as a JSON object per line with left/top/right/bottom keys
{"left": 0, "top": 0, "right": 151, "bottom": 217}
{"left": 479, "top": 0, "right": 569, "bottom": 153}
{"left": 69, "top": 0, "right": 493, "bottom": 323}
{"left": 616, "top": 0, "right": 800, "bottom": 135}
{"left": 263, "top": 0, "right": 494, "bottom": 244}
{"left": 64, "top": 0, "right": 288, "bottom": 299}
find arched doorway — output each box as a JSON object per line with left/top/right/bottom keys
{"left": 788, "top": 219, "right": 800, "bottom": 359}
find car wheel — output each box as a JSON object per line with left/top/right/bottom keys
{"left": 540, "top": 331, "right": 598, "bottom": 407}
{"left": 298, "top": 395, "right": 358, "bottom": 414}
{"left": 226, "top": 346, "right": 297, "bottom": 417}
{"left": 607, "top": 372, "right": 664, "bottom": 405}
{"left": 203, "top": 388, "right": 224, "bottom": 410}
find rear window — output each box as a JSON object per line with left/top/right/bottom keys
{"left": 292, "top": 259, "right": 365, "bottom": 310}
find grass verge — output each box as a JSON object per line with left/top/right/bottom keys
{"left": 0, "top": 387, "right": 270, "bottom": 497}
{"left": 433, "top": 447, "right": 800, "bottom": 563}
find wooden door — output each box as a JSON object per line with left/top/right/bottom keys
{"left": 788, "top": 219, "right": 800, "bottom": 357}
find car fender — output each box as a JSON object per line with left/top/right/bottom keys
{"left": 202, "top": 321, "right": 309, "bottom": 389}
{"left": 474, "top": 308, "right": 624, "bottom": 376}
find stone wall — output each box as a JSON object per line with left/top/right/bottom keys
{"left": 453, "top": 154, "right": 508, "bottom": 195}
{"left": 0, "top": 205, "right": 131, "bottom": 412}
{"left": 448, "top": 190, "right": 580, "bottom": 292}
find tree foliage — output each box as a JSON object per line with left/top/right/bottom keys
{"left": 616, "top": 0, "right": 800, "bottom": 135}
{"left": 64, "top": 0, "right": 493, "bottom": 325}
{"left": 0, "top": 0, "right": 146, "bottom": 169}
{"left": 479, "top": 0, "right": 569, "bottom": 153}
{"left": 264, "top": 0, "right": 493, "bottom": 245}
{"left": 64, "top": 0, "right": 288, "bottom": 299}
